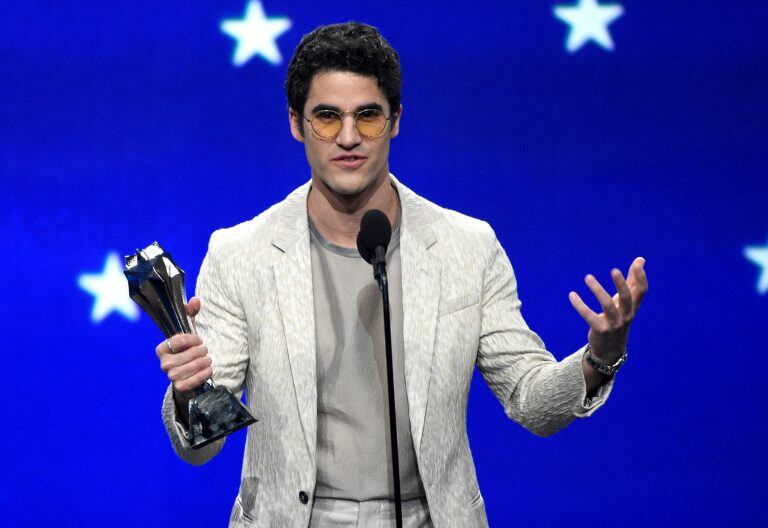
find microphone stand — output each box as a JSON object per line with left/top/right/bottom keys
{"left": 374, "top": 245, "right": 403, "bottom": 528}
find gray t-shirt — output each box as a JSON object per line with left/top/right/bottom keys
{"left": 309, "top": 216, "right": 425, "bottom": 501}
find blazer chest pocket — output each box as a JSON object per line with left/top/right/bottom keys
{"left": 438, "top": 290, "right": 481, "bottom": 317}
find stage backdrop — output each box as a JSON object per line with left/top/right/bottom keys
{"left": 2, "top": 1, "right": 766, "bottom": 525}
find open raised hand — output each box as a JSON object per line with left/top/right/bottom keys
{"left": 568, "top": 257, "right": 648, "bottom": 364}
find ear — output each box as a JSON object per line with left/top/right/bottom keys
{"left": 389, "top": 104, "right": 403, "bottom": 138}
{"left": 288, "top": 108, "right": 305, "bottom": 143}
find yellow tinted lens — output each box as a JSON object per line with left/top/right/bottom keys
{"left": 356, "top": 110, "right": 386, "bottom": 137}
{"left": 312, "top": 111, "right": 342, "bottom": 138}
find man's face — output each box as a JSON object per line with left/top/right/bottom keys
{"left": 289, "top": 71, "right": 401, "bottom": 197}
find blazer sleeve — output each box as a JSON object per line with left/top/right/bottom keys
{"left": 161, "top": 230, "right": 251, "bottom": 464}
{"left": 476, "top": 229, "right": 614, "bottom": 437}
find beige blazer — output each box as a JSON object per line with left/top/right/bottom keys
{"left": 161, "top": 175, "right": 612, "bottom": 527}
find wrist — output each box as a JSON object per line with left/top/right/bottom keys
{"left": 172, "top": 387, "right": 192, "bottom": 406}
{"left": 584, "top": 343, "right": 627, "bottom": 376}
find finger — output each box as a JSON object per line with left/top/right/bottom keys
{"left": 168, "top": 334, "right": 202, "bottom": 353}
{"left": 611, "top": 268, "right": 633, "bottom": 318}
{"left": 168, "top": 355, "right": 212, "bottom": 383}
{"left": 611, "top": 292, "right": 620, "bottom": 310}
{"left": 160, "top": 344, "right": 208, "bottom": 372}
{"left": 184, "top": 297, "right": 201, "bottom": 318}
{"left": 568, "top": 291, "right": 602, "bottom": 328}
{"left": 585, "top": 274, "right": 621, "bottom": 323}
{"left": 184, "top": 297, "right": 201, "bottom": 333}
{"left": 156, "top": 333, "right": 202, "bottom": 358}
{"left": 628, "top": 258, "right": 648, "bottom": 306}
{"left": 625, "top": 260, "right": 640, "bottom": 296}
{"left": 174, "top": 365, "right": 213, "bottom": 394}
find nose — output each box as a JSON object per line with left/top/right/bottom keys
{"left": 335, "top": 114, "right": 361, "bottom": 149}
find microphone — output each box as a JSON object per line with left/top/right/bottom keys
{"left": 356, "top": 208, "right": 403, "bottom": 528}
{"left": 356, "top": 209, "right": 392, "bottom": 280}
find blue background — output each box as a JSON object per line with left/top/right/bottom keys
{"left": 2, "top": 0, "right": 767, "bottom": 525}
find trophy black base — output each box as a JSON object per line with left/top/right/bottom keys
{"left": 187, "top": 383, "right": 257, "bottom": 450}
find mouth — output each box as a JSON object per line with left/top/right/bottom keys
{"left": 332, "top": 154, "right": 367, "bottom": 161}
{"left": 331, "top": 155, "right": 368, "bottom": 169}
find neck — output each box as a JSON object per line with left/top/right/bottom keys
{"left": 307, "top": 173, "right": 400, "bottom": 248}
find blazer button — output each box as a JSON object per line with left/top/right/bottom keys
{"left": 299, "top": 491, "right": 309, "bottom": 504}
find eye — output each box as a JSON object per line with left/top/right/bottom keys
{"left": 314, "top": 110, "right": 340, "bottom": 123}
{"left": 357, "top": 109, "right": 383, "bottom": 122}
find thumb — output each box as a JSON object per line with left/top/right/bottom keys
{"left": 184, "top": 296, "right": 201, "bottom": 318}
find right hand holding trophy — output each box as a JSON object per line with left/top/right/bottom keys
{"left": 124, "top": 242, "right": 256, "bottom": 449}
{"left": 155, "top": 298, "right": 210, "bottom": 398}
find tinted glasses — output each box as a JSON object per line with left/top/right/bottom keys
{"left": 303, "top": 108, "right": 391, "bottom": 140}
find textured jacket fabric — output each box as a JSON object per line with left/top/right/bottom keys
{"left": 161, "top": 176, "right": 613, "bottom": 527}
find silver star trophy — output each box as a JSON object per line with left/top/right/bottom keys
{"left": 124, "top": 242, "right": 256, "bottom": 449}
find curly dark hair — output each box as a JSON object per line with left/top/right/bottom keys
{"left": 285, "top": 22, "right": 401, "bottom": 131}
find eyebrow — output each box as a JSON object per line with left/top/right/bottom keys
{"left": 310, "top": 102, "right": 384, "bottom": 114}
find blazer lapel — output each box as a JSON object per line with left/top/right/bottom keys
{"left": 394, "top": 177, "right": 441, "bottom": 457}
{"left": 271, "top": 182, "right": 317, "bottom": 464}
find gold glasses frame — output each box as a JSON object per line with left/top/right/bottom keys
{"left": 302, "top": 108, "right": 392, "bottom": 140}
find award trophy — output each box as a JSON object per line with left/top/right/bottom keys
{"left": 124, "top": 242, "right": 256, "bottom": 449}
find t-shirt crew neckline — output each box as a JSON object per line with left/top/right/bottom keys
{"left": 308, "top": 215, "right": 401, "bottom": 259}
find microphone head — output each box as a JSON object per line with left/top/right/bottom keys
{"left": 357, "top": 209, "right": 392, "bottom": 264}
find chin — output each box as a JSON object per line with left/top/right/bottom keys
{"left": 322, "top": 172, "right": 377, "bottom": 196}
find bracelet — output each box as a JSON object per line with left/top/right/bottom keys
{"left": 584, "top": 344, "right": 627, "bottom": 376}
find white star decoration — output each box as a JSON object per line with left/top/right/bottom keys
{"left": 745, "top": 239, "right": 768, "bottom": 295}
{"left": 220, "top": 0, "right": 291, "bottom": 67}
{"left": 78, "top": 252, "right": 139, "bottom": 323}
{"left": 554, "top": 0, "right": 624, "bottom": 53}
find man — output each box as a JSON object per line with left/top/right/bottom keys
{"left": 156, "top": 22, "right": 648, "bottom": 527}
